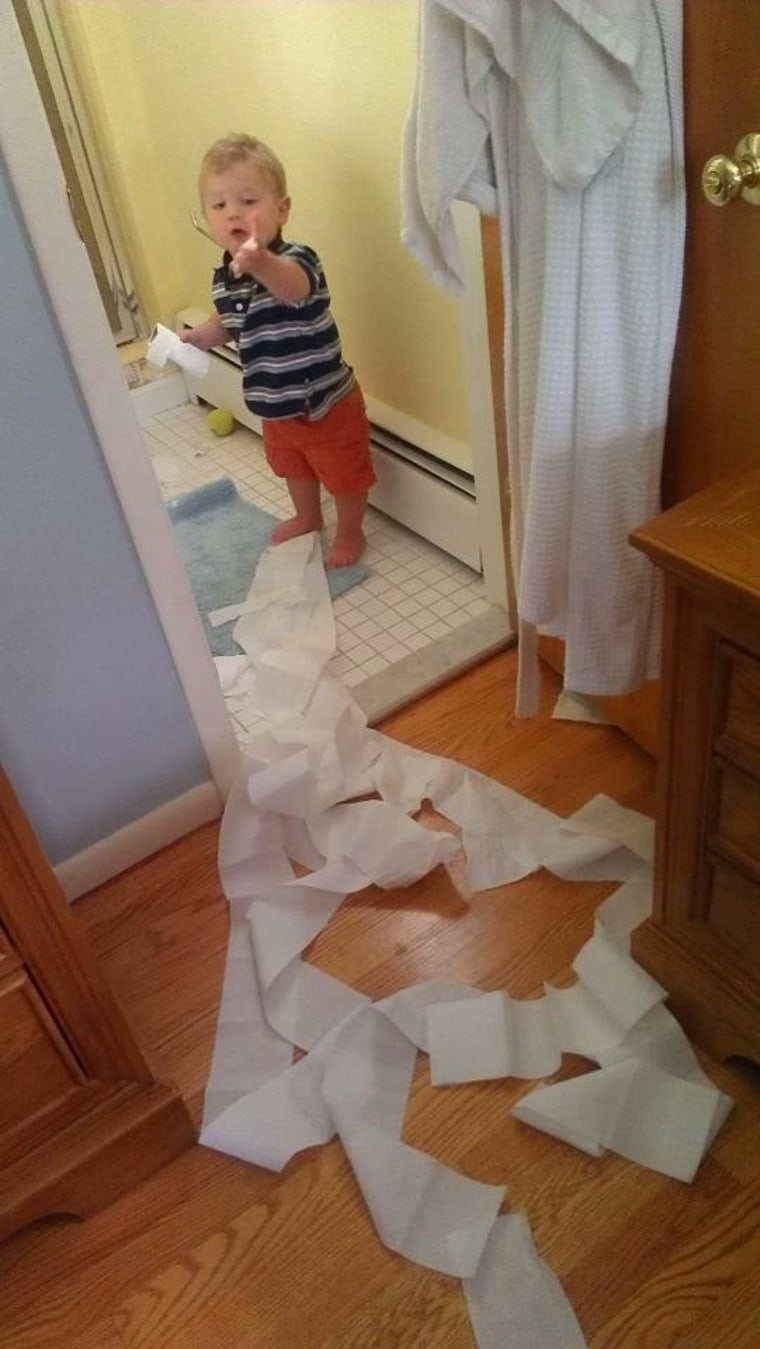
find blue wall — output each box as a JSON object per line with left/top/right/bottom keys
{"left": 0, "top": 161, "right": 210, "bottom": 864}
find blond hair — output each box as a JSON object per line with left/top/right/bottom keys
{"left": 199, "top": 134, "right": 288, "bottom": 199}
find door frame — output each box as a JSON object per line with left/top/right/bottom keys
{"left": 1, "top": 4, "right": 511, "bottom": 828}
{"left": 0, "top": 3, "right": 240, "bottom": 803}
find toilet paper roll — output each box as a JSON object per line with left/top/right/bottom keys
{"left": 147, "top": 323, "right": 210, "bottom": 378}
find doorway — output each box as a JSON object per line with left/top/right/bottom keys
{"left": 8, "top": 0, "right": 514, "bottom": 764}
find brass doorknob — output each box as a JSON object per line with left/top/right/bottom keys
{"left": 702, "top": 133, "right": 760, "bottom": 206}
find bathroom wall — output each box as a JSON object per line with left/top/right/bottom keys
{"left": 0, "top": 158, "right": 211, "bottom": 865}
{"left": 60, "top": 0, "right": 472, "bottom": 466}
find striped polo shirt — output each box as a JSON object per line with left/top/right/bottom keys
{"left": 211, "top": 237, "right": 355, "bottom": 422}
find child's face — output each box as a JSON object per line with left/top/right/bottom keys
{"left": 202, "top": 159, "right": 290, "bottom": 253}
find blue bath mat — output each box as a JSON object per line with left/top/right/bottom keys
{"left": 167, "top": 478, "right": 370, "bottom": 657}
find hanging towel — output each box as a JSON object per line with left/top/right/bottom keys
{"left": 402, "top": 0, "right": 685, "bottom": 713}
{"left": 401, "top": 2, "right": 497, "bottom": 293}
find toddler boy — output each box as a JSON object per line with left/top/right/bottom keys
{"left": 182, "top": 134, "right": 374, "bottom": 567}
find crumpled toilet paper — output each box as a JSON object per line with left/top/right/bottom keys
{"left": 198, "top": 531, "right": 732, "bottom": 1349}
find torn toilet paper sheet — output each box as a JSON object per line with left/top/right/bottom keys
{"left": 426, "top": 919, "right": 667, "bottom": 1085}
{"left": 572, "top": 923, "right": 666, "bottom": 1030}
{"left": 306, "top": 798, "right": 459, "bottom": 888}
{"left": 209, "top": 584, "right": 306, "bottom": 628}
{"left": 429, "top": 991, "right": 562, "bottom": 1085}
{"left": 594, "top": 1002, "right": 713, "bottom": 1087}
{"left": 379, "top": 980, "right": 486, "bottom": 1053}
{"left": 200, "top": 532, "right": 732, "bottom": 1346}
{"left": 202, "top": 1045, "right": 335, "bottom": 1172}
{"left": 594, "top": 870, "right": 654, "bottom": 951}
{"left": 511, "top": 1058, "right": 732, "bottom": 1184}
{"left": 214, "top": 654, "right": 255, "bottom": 699}
{"left": 463, "top": 1213, "right": 587, "bottom": 1349}
{"left": 336, "top": 1121, "right": 505, "bottom": 1278}
{"left": 562, "top": 793, "right": 655, "bottom": 867}
{"left": 322, "top": 1007, "right": 507, "bottom": 1277}
{"left": 201, "top": 917, "right": 293, "bottom": 1131}
{"left": 235, "top": 530, "right": 336, "bottom": 664}
{"left": 552, "top": 689, "right": 611, "bottom": 725}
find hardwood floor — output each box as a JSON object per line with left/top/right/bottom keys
{"left": 1, "top": 650, "right": 758, "bottom": 1348}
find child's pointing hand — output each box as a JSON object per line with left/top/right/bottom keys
{"left": 231, "top": 235, "right": 263, "bottom": 278}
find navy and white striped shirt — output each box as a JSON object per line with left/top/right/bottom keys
{"left": 212, "top": 238, "right": 355, "bottom": 422}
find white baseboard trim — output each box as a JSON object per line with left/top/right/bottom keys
{"left": 55, "top": 780, "right": 223, "bottom": 903}
{"left": 130, "top": 371, "right": 189, "bottom": 424}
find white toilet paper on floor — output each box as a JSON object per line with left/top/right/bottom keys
{"left": 322, "top": 1007, "right": 418, "bottom": 1139}
{"left": 572, "top": 923, "right": 666, "bottom": 1028}
{"left": 593, "top": 1002, "right": 710, "bottom": 1084}
{"left": 594, "top": 868, "right": 654, "bottom": 950}
{"left": 200, "top": 918, "right": 293, "bottom": 1130}
{"left": 551, "top": 689, "right": 610, "bottom": 726}
{"left": 437, "top": 774, "right": 540, "bottom": 889}
{"left": 199, "top": 531, "right": 733, "bottom": 1346}
{"left": 234, "top": 531, "right": 336, "bottom": 662}
{"left": 379, "top": 980, "right": 485, "bottom": 1053}
{"left": 337, "top": 1121, "right": 506, "bottom": 1278}
{"left": 201, "top": 1049, "right": 335, "bottom": 1172}
{"left": 426, "top": 925, "right": 667, "bottom": 1087}
{"left": 324, "top": 1007, "right": 506, "bottom": 1280}
{"left": 463, "top": 1213, "right": 587, "bottom": 1349}
{"left": 429, "top": 991, "right": 562, "bottom": 1085}
{"left": 262, "top": 955, "right": 370, "bottom": 1052}
{"left": 307, "top": 798, "right": 459, "bottom": 889}
{"left": 511, "top": 1058, "right": 732, "bottom": 1183}
{"left": 561, "top": 793, "right": 656, "bottom": 866}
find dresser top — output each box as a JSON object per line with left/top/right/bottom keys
{"left": 631, "top": 467, "right": 760, "bottom": 604}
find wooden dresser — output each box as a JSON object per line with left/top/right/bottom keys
{"left": 631, "top": 468, "right": 760, "bottom": 1065}
{"left": 0, "top": 768, "right": 195, "bottom": 1242}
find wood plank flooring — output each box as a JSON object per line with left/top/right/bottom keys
{"left": 1, "top": 650, "right": 758, "bottom": 1348}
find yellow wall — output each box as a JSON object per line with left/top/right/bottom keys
{"left": 60, "top": 0, "right": 471, "bottom": 462}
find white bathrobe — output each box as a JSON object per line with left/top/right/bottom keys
{"left": 402, "top": 0, "right": 685, "bottom": 712}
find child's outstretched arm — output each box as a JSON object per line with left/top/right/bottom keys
{"left": 180, "top": 313, "right": 228, "bottom": 349}
{"left": 232, "top": 237, "right": 310, "bottom": 304}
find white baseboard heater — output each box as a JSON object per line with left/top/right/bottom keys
{"left": 176, "top": 308, "right": 481, "bottom": 570}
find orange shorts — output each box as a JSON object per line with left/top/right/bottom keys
{"left": 262, "top": 384, "right": 376, "bottom": 496}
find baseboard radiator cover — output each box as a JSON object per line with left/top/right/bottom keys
{"left": 176, "top": 308, "right": 481, "bottom": 571}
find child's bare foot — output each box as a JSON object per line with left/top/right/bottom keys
{"left": 326, "top": 529, "right": 366, "bottom": 568}
{"left": 270, "top": 514, "right": 322, "bottom": 545}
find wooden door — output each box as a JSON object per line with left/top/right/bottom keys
{"left": 663, "top": 1, "right": 760, "bottom": 504}
{"left": 599, "top": 2, "right": 760, "bottom": 751}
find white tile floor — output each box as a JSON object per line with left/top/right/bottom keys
{"left": 141, "top": 393, "right": 513, "bottom": 740}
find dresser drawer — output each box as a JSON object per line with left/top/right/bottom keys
{"left": 713, "top": 762, "right": 760, "bottom": 868}
{"left": 0, "top": 965, "right": 85, "bottom": 1135}
{"left": 706, "top": 859, "right": 760, "bottom": 955}
{"left": 716, "top": 644, "right": 760, "bottom": 772}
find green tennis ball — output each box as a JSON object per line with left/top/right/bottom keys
{"left": 207, "top": 408, "right": 235, "bottom": 437}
